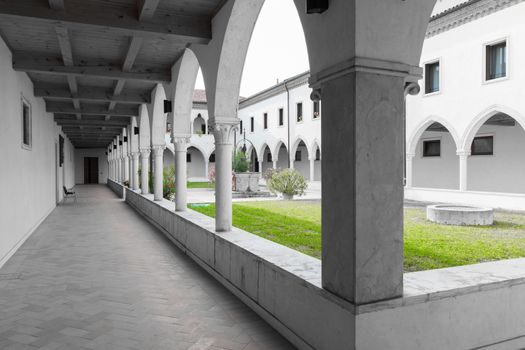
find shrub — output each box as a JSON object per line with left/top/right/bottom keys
{"left": 208, "top": 166, "right": 216, "bottom": 183}
{"left": 263, "top": 167, "right": 277, "bottom": 181}
{"left": 233, "top": 151, "right": 249, "bottom": 173}
{"left": 267, "top": 169, "right": 308, "bottom": 198}
{"left": 163, "top": 165, "right": 176, "bottom": 200}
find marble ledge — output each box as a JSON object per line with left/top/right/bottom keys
{"left": 126, "top": 189, "right": 525, "bottom": 316}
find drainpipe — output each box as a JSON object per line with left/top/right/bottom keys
{"left": 284, "top": 81, "right": 291, "bottom": 168}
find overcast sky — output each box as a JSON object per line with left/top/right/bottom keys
{"left": 194, "top": 0, "right": 309, "bottom": 97}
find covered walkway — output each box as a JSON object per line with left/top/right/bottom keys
{"left": 0, "top": 185, "right": 293, "bottom": 350}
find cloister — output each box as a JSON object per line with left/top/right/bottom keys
{"left": 2, "top": 0, "right": 525, "bottom": 349}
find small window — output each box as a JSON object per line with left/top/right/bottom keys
{"left": 21, "top": 97, "right": 32, "bottom": 149}
{"left": 471, "top": 136, "right": 494, "bottom": 155}
{"left": 186, "top": 153, "right": 192, "bottom": 162}
{"left": 279, "top": 108, "right": 284, "bottom": 126}
{"left": 201, "top": 124, "right": 206, "bottom": 134}
{"left": 315, "top": 149, "right": 321, "bottom": 161}
{"left": 250, "top": 117, "right": 254, "bottom": 132}
{"left": 209, "top": 154, "right": 215, "bottom": 163}
{"left": 313, "top": 101, "right": 320, "bottom": 119}
{"left": 423, "top": 140, "right": 440, "bottom": 157}
{"left": 295, "top": 150, "right": 302, "bottom": 162}
{"left": 486, "top": 41, "right": 506, "bottom": 80}
{"left": 425, "top": 61, "right": 440, "bottom": 94}
{"left": 266, "top": 152, "right": 272, "bottom": 162}
{"left": 264, "top": 113, "right": 268, "bottom": 129}
{"left": 239, "top": 120, "right": 243, "bottom": 134}
{"left": 296, "top": 103, "right": 303, "bottom": 122}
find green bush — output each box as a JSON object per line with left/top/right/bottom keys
{"left": 163, "top": 165, "right": 176, "bottom": 200}
{"left": 267, "top": 169, "right": 308, "bottom": 198}
{"left": 233, "top": 151, "right": 249, "bottom": 173}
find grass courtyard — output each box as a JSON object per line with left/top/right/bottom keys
{"left": 189, "top": 200, "right": 525, "bottom": 272}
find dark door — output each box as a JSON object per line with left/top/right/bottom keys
{"left": 84, "top": 157, "right": 99, "bottom": 184}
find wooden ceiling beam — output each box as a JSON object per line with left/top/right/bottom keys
{"left": 137, "top": 0, "right": 160, "bottom": 21}
{"left": 13, "top": 55, "right": 171, "bottom": 83}
{"left": 0, "top": 2, "right": 210, "bottom": 44}
{"left": 55, "top": 25, "right": 82, "bottom": 119}
{"left": 36, "top": 84, "right": 149, "bottom": 104}
{"left": 47, "top": 103, "right": 138, "bottom": 117}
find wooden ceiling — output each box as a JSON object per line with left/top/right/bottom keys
{"left": 0, "top": 0, "right": 224, "bottom": 148}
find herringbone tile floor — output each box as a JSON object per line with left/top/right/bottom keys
{"left": 0, "top": 185, "right": 295, "bottom": 350}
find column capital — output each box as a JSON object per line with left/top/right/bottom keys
{"left": 406, "top": 153, "right": 416, "bottom": 159}
{"left": 457, "top": 150, "right": 471, "bottom": 157}
{"left": 131, "top": 152, "right": 140, "bottom": 159}
{"left": 210, "top": 121, "right": 238, "bottom": 145}
{"left": 173, "top": 136, "right": 191, "bottom": 152}
{"left": 309, "top": 56, "right": 422, "bottom": 89}
{"left": 151, "top": 145, "right": 166, "bottom": 156}
{"left": 140, "top": 148, "right": 151, "bottom": 155}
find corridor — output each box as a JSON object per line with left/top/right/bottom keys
{"left": 0, "top": 185, "right": 294, "bottom": 350}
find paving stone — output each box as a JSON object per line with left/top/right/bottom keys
{"left": 0, "top": 185, "right": 295, "bottom": 350}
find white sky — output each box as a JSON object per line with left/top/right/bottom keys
{"left": 194, "top": 0, "right": 309, "bottom": 97}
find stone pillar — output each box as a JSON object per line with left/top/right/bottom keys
{"left": 123, "top": 156, "right": 130, "bottom": 183}
{"left": 290, "top": 159, "right": 295, "bottom": 169}
{"left": 117, "top": 157, "right": 122, "bottom": 183}
{"left": 405, "top": 153, "right": 415, "bottom": 188}
{"left": 309, "top": 158, "right": 315, "bottom": 182}
{"left": 174, "top": 137, "right": 190, "bottom": 211}
{"left": 131, "top": 152, "right": 140, "bottom": 191}
{"left": 259, "top": 161, "right": 263, "bottom": 175}
{"left": 317, "top": 63, "right": 410, "bottom": 305}
{"left": 140, "top": 149, "right": 151, "bottom": 194}
{"left": 152, "top": 145, "right": 165, "bottom": 201}
{"left": 205, "top": 160, "right": 209, "bottom": 180}
{"left": 458, "top": 151, "right": 470, "bottom": 191}
{"left": 212, "top": 122, "right": 236, "bottom": 232}
{"left": 273, "top": 161, "right": 277, "bottom": 169}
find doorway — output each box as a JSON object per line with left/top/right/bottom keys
{"left": 84, "top": 157, "right": 99, "bottom": 184}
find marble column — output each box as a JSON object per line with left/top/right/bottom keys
{"left": 309, "top": 158, "right": 315, "bottom": 182}
{"left": 205, "top": 160, "right": 210, "bottom": 180}
{"left": 272, "top": 161, "right": 277, "bottom": 169}
{"left": 140, "top": 149, "right": 151, "bottom": 194}
{"left": 118, "top": 157, "right": 123, "bottom": 182}
{"left": 174, "top": 137, "right": 190, "bottom": 211}
{"left": 131, "top": 152, "right": 140, "bottom": 191}
{"left": 123, "top": 156, "right": 130, "bottom": 183}
{"left": 405, "top": 153, "right": 415, "bottom": 188}
{"left": 290, "top": 159, "right": 295, "bottom": 169}
{"left": 152, "top": 145, "right": 165, "bottom": 201}
{"left": 458, "top": 151, "right": 470, "bottom": 191}
{"left": 259, "top": 161, "right": 263, "bottom": 175}
{"left": 212, "top": 122, "right": 236, "bottom": 232}
{"left": 318, "top": 63, "right": 412, "bottom": 305}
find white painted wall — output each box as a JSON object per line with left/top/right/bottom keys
{"left": 406, "top": 1, "right": 525, "bottom": 196}
{"left": 413, "top": 131, "right": 459, "bottom": 189}
{"left": 74, "top": 149, "right": 108, "bottom": 184}
{"left": 0, "top": 36, "right": 75, "bottom": 266}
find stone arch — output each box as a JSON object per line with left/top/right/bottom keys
{"left": 149, "top": 84, "right": 167, "bottom": 146}
{"left": 272, "top": 139, "right": 288, "bottom": 161}
{"left": 408, "top": 116, "right": 461, "bottom": 155}
{"left": 187, "top": 145, "right": 207, "bottom": 179}
{"left": 461, "top": 105, "right": 525, "bottom": 152}
{"left": 259, "top": 142, "right": 271, "bottom": 161}
{"left": 138, "top": 104, "right": 151, "bottom": 151}
{"left": 291, "top": 136, "right": 311, "bottom": 161}
{"left": 171, "top": 48, "right": 200, "bottom": 138}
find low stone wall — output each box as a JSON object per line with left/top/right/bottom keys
{"left": 125, "top": 187, "right": 525, "bottom": 350}
{"left": 107, "top": 179, "right": 125, "bottom": 199}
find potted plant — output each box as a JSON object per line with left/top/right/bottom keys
{"left": 267, "top": 169, "right": 307, "bottom": 200}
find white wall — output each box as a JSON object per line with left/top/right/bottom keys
{"left": 413, "top": 131, "right": 459, "bottom": 189}
{"left": 74, "top": 149, "right": 108, "bottom": 184}
{"left": 468, "top": 124, "right": 525, "bottom": 193}
{"left": 0, "top": 36, "right": 75, "bottom": 266}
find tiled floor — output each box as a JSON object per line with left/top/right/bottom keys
{"left": 0, "top": 185, "right": 295, "bottom": 350}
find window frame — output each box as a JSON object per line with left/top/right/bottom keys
{"left": 21, "top": 96, "right": 32, "bottom": 150}
{"left": 483, "top": 37, "right": 509, "bottom": 84}
{"left": 423, "top": 58, "right": 441, "bottom": 96}
{"left": 421, "top": 138, "right": 441, "bottom": 158}
{"left": 471, "top": 134, "right": 495, "bottom": 156}
{"left": 278, "top": 107, "right": 285, "bottom": 127}
{"left": 263, "top": 112, "right": 268, "bottom": 129}
{"left": 312, "top": 100, "right": 321, "bottom": 120}
{"left": 296, "top": 102, "right": 304, "bottom": 123}
{"left": 295, "top": 150, "right": 302, "bottom": 162}
{"left": 186, "top": 153, "right": 192, "bottom": 163}
{"left": 250, "top": 116, "right": 255, "bottom": 133}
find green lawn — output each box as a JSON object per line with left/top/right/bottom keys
{"left": 189, "top": 201, "right": 525, "bottom": 272}
{"left": 187, "top": 181, "right": 214, "bottom": 189}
